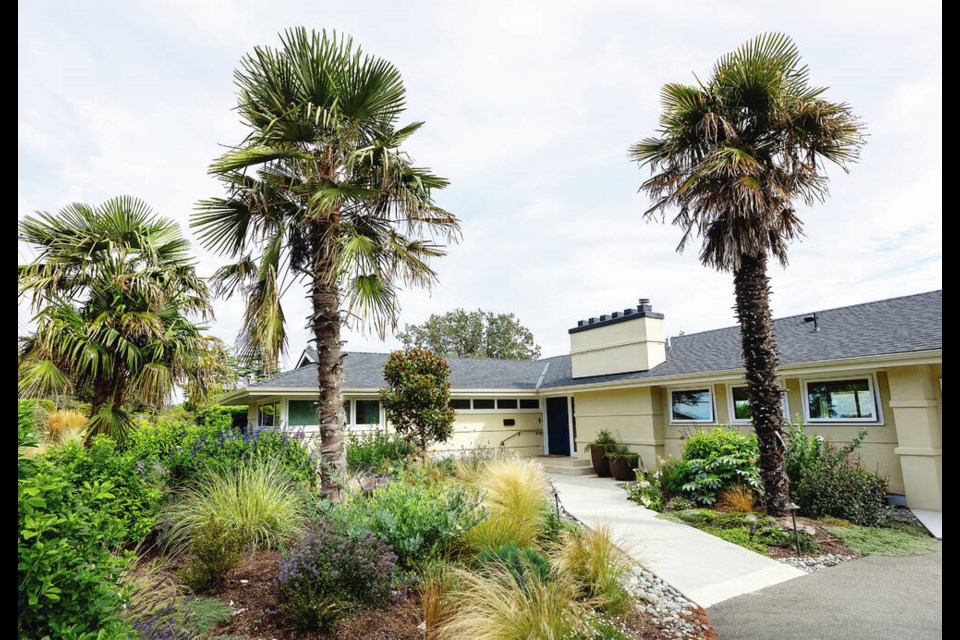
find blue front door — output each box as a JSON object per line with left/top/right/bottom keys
{"left": 546, "top": 397, "right": 570, "bottom": 456}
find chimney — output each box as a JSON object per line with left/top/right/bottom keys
{"left": 568, "top": 298, "right": 666, "bottom": 378}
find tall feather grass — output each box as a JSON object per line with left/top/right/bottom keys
{"left": 45, "top": 410, "right": 88, "bottom": 442}
{"left": 552, "top": 524, "right": 633, "bottom": 616}
{"left": 160, "top": 458, "right": 309, "bottom": 556}
{"left": 437, "top": 563, "right": 590, "bottom": 640}
{"left": 462, "top": 458, "right": 550, "bottom": 551}
{"left": 420, "top": 560, "right": 459, "bottom": 639}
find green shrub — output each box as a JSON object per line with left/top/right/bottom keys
{"left": 126, "top": 421, "right": 315, "bottom": 489}
{"left": 195, "top": 404, "right": 249, "bottom": 431}
{"left": 794, "top": 458, "right": 888, "bottom": 526}
{"left": 180, "top": 518, "right": 248, "bottom": 590}
{"left": 476, "top": 543, "right": 551, "bottom": 591}
{"left": 786, "top": 423, "right": 888, "bottom": 526}
{"left": 277, "top": 519, "right": 398, "bottom": 630}
{"left": 346, "top": 431, "right": 419, "bottom": 472}
{"left": 670, "top": 509, "right": 794, "bottom": 555}
{"left": 674, "top": 428, "right": 762, "bottom": 505}
{"left": 18, "top": 455, "right": 132, "bottom": 638}
{"left": 345, "top": 478, "right": 483, "bottom": 566}
{"left": 161, "top": 458, "right": 309, "bottom": 557}
{"left": 43, "top": 436, "right": 166, "bottom": 545}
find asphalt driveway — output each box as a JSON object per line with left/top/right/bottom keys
{"left": 708, "top": 543, "right": 941, "bottom": 640}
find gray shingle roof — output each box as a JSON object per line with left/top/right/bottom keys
{"left": 244, "top": 290, "right": 941, "bottom": 392}
{"left": 249, "top": 351, "right": 550, "bottom": 391}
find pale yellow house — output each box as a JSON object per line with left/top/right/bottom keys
{"left": 221, "top": 290, "right": 942, "bottom": 510}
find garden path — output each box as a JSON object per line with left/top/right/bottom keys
{"left": 550, "top": 473, "right": 804, "bottom": 607}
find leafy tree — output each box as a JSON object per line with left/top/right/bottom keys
{"left": 398, "top": 309, "right": 541, "bottom": 360}
{"left": 18, "top": 196, "right": 216, "bottom": 440}
{"left": 629, "top": 33, "right": 864, "bottom": 514}
{"left": 193, "top": 29, "right": 459, "bottom": 499}
{"left": 381, "top": 348, "right": 456, "bottom": 452}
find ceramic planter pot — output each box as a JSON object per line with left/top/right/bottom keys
{"left": 590, "top": 446, "right": 612, "bottom": 477}
{"left": 609, "top": 454, "right": 640, "bottom": 481}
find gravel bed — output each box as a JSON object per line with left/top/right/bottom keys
{"left": 628, "top": 568, "right": 712, "bottom": 638}
{"left": 776, "top": 553, "right": 855, "bottom": 573}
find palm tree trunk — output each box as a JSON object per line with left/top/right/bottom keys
{"left": 310, "top": 220, "right": 346, "bottom": 502}
{"left": 733, "top": 253, "right": 791, "bottom": 516}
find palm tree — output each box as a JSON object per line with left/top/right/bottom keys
{"left": 18, "top": 196, "right": 219, "bottom": 440}
{"left": 629, "top": 34, "right": 864, "bottom": 514}
{"left": 192, "top": 28, "right": 459, "bottom": 500}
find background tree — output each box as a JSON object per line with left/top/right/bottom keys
{"left": 381, "top": 348, "right": 456, "bottom": 452}
{"left": 18, "top": 196, "right": 215, "bottom": 440}
{"left": 193, "top": 28, "right": 459, "bottom": 500}
{"left": 398, "top": 309, "right": 541, "bottom": 360}
{"left": 629, "top": 33, "right": 864, "bottom": 514}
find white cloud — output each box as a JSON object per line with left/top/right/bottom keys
{"left": 19, "top": 0, "right": 942, "bottom": 367}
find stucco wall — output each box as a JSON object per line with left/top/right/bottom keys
{"left": 572, "top": 372, "right": 923, "bottom": 498}
{"left": 247, "top": 397, "right": 543, "bottom": 457}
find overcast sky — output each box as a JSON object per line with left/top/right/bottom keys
{"left": 19, "top": 0, "right": 942, "bottom": 365}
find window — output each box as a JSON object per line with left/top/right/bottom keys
{"left": 288, "top": 400, "right": 318, "bottom": 427}
{"left": 448, "top": 398, "right": 541, "bottom": 411}
{"left": 355, "top": 400, "right": 381, "bottom": 425}
{"left": 729, "top": 386, "right": 789, "bottom": 424}
{"left": 257, "top": 402, "right": 279, "bottom": 427}
{"left": 805, "top": 377, "right": 879, "bottom": 422}
{"left": 344, "top": 400, "right": 351, "bottom": 424}
{"left": 670, "top": 388, "right": 714, "bottom": 423}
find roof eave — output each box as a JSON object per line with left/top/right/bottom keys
{"left": 541, "top": 349, "right": 943, "bottom": 393}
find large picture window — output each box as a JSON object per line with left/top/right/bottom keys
{"left": 288, "top": 400, "right": 318, "bottom": 427}
{"left": 804, "top": 377, "right": 879, "bottom": 422}
{"left": 670, "top": 388, "right": 714, "bottom": 423}
{"left": 257, "top": 402, "right": 279, "bottom": 427}
{"left": 355, "top": 399, "right": 381, "bottom": 426}
{"left": 729, "top": 386, "right": 789, "bottom": 424}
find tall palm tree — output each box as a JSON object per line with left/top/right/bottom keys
{"left": 629, "top": 34, "right": 864, "bottom": 514}
{"left": 18, "top": 196, "right": 219, "bottom": 440}
{"left": 192, "top": 28, "right": 459, "bottom": 500}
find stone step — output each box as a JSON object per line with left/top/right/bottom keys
{"left": 538, "top": 457, "right": 596, "bottom": 476}
{"left": 542, "top": 464, "right": 597, "bottom": 476}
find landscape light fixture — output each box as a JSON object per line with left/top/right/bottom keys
{"left": 745, "top": 513, "right": 758, "bottom": 542}
{"left": 803, "top": 313, "right": 820, "bottom": 332}
{"left": 785, "top": 502, "right": 802, "bottom": 556}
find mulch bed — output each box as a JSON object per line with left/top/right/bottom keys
{"left": 178, "top": 551, "right": 717, "bottom": 639}
{"left": 765, "top": 515, "right": 863, "bottom": 559}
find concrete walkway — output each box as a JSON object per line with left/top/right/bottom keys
{"left": 911, "top": 509, "right": 942, "bottom": 539}
{"left": 709, "top": 542, "right": 942, "bottom": 640}
{"left": 550, "top": 474, "right": 803, "bottom": 607}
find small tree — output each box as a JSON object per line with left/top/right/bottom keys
{"left": 381, "top": 349, "right": 456, "bottom": 452}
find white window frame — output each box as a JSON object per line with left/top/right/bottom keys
{"left": 801, "top": 374, "right": 883, "bottom": 424}
{"left": 352, "top": 398, "right": 383, "bottom": 427}
{"left": 256, "top": 401, "right": 280, "bottom": 428}
{"left": 727, "top": 385, "right": 790, "bottom": 425}
{"left": 449, "top": 398, "right": 542, "bottom": 413}
{"left": 668, "top": 385, "right": 716, "bottom": 424}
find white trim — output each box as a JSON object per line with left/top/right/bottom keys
{"left": 668, "top": 384, "right": 717, "bottom": 424}
{"left": 801, "top": 373, "right": 883, "bottom": 424}
{"left": 727, "top": 384, "right": 790, "bottom": 425}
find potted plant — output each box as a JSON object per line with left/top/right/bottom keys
{"left": 585, "top": 430, "right": 617, "bottom": 477}
{"left": 608, "top": 448, "right": 642, "bottom": 481}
